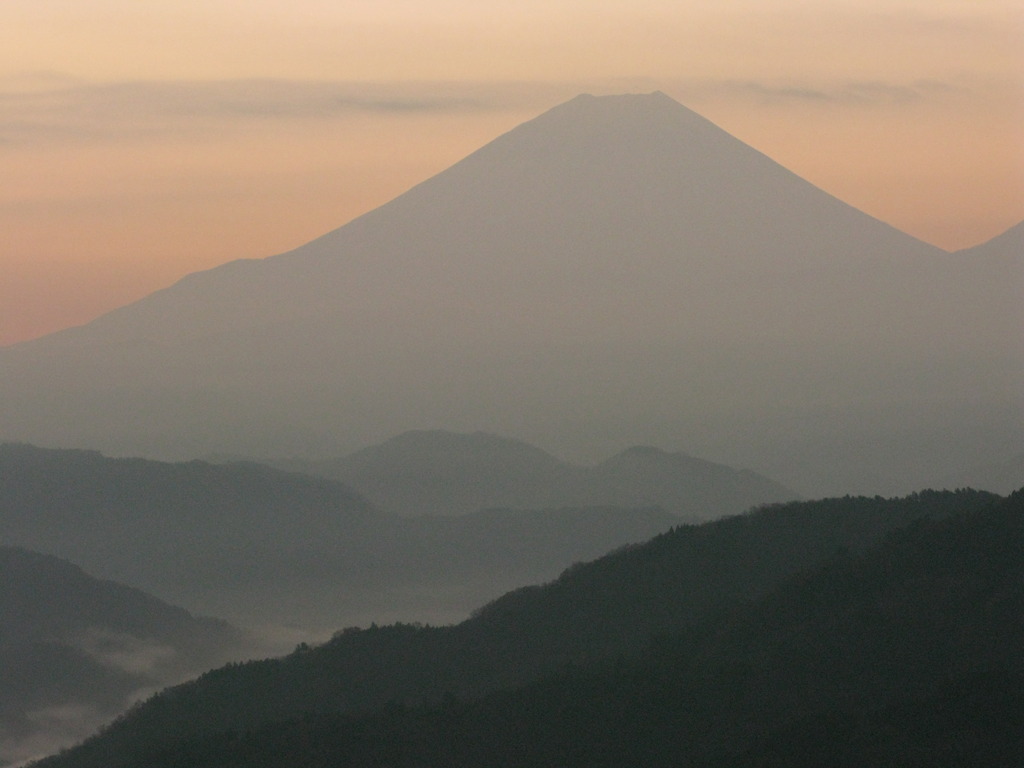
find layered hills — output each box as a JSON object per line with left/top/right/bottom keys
{"left": 2, "top": 442, "right": 725, "bottom": 630}
{"left": 31, "top": 488, "right": 1019, "bottom": 767}
{"left": 0, "top": 443, "right": 381, "bottom": 628}
{"left": 1, "top": 92, "right": 1018, "bottom": 495}
{"left": 271, "top": 429, "right": 795, "bottom": 517}
{"left": 0, "top": 547, "right": 247, "bottom": 766}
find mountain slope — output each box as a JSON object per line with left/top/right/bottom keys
{"left": 957, "top": 219, "right": 1024, "bottom": 259}
{"left": 0, "top": 547, "right": 247, "bottom": 766}
{"left": 29, "top": 490, "right": 1000, "bottom": 765}
{"left": 34, "top": 489, "right": 1023, "bottom": 768}
{"left": 0, "top": 443, "right": 679, "bottom": 630}
{"left": 1, "top": 93, "right": 1017, "bottom": 494}
{"left": 962, "top": 451, "right": 1024, "bottom": 496}
{"left": 0, "top": 443, "right": 383, "bottom": 627}
{"left": 283, "top": 430, "right": 796, "bottom": 517}
{"left": 574, "top": 445, "right": 794, "bottom": 519}
{"left": 303, "top": 430, "right": 572, "bottom": 516}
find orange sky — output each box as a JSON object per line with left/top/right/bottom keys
{"left": 1, "top": 0, "right": 1022, "bottom": 345}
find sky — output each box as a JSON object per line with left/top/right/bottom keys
{"left": 1, "top": 0, "right": 1022, "bottom": 346}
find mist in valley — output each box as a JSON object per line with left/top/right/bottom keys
{"left": 1, "top": 91, "right": 1021, "bottom": 766}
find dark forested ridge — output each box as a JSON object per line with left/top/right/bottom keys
{"left": 270, "top": 429, "right": 796, "bottom": 518}
{"left": 32, "top": 488, "right": 1014, "bottom": 768}
{"left": 0, "top": 547, "right": 248, "bottom": 766}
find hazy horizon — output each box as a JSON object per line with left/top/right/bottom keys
{"left": 1, "top": 91, "right": 1019, "bottom": 499}
{"left": 2, "top": 6, "right": 1021, "bottom": 765}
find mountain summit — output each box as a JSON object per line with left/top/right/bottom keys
{"left": 1, "top": 93, "right": 1019, "bottom": 494}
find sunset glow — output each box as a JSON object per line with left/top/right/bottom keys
{"left": 2, "top": 0, "right": 1021, "bottom": 345}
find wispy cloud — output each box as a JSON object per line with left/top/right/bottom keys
{"left": 677, "top": 77, "right": 965, "bottom": 107}
{"left": 0, "top": 73, "right": 1001, "bottom": 147}
{"left": 0, "top": 78, "right": 511, "bottom": 145}
{"left": 73, "top": 627, "right": 178, "bottom": 676}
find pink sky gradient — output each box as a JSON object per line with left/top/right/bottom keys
{"left": 1, "top": 0, "right": 1021, "bottom": 345}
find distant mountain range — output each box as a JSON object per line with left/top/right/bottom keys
{"left": 0, "top": 546, "right": 247, "bottom": 767}
{"left": 1, "top": 92, "right": 1018, "bottom": 497}
{"left": 265, "top": 429, "right": 796, "bottom": 517}
{"left": 1, "top": 442, "right": 716, "bottom": 630}
{"left": 0, "top": 442, "right": 380, "bottom": 629}
{"left": 31, "top": 488, "right": 1021, "bottom": 767}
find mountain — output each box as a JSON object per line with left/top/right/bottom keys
{"left": 0, "top": 443, "right": 679, "bottom": 631}
{"left": 574, "top": 444, "right": 794, "bottom": 518}
{"left": 28, "top": 489, "right": 1002, "bottom": 766}
{"left": 958, "top": 219, "right": 1024, "bottom": 259}
{"left": 294, "top": 430, "right": 572, "bottom": 516}
{"left": 1, "top": 92, "right": 1019, "bottom": 495}
{"left": 80, "top": 488, "right": 1020, "bottom": 768}
{"left": 0, "top": 443, "right": 383, "bottom": 628}
{"left": 936, "top": 222, "right": 1024, "bottom": 495}
{"left": 276, "top": 429, "right": 796, "bottom": 517}
{"left": 0, "top": 546, "right": 248, "bottom": 767}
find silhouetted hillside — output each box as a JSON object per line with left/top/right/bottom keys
{"left": 278, "top": 430, "right": 796, "bottom": 518}
{"left": 0, "top": 547, "right": 248, "bottom": 766}
{"left": 151, "top": 489, "right": 1021, "bottom": 768}
{"left": 31, "top": 489, "right": 1004, "bottom": 766}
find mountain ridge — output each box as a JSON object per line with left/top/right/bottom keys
{"left": 270, "top": 429, "right": 796, "bottom": 517}
{"left": 0, "top": 442, "right": 688, "bottom": 630}
{"left": 0, "top": 546, "right": 249, "bottom": 766}
{"left": 28, "top": 488, "right": 1011, "bottom": 767}
{"left": 1, "top": 92, "right": 1019, "bottom": 494}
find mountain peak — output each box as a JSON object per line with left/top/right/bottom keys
{"left": 556, "top": 90, "right": 679, "bottom": 109}
{"left": 459, "top": 89, "right": 745, "bottom": 166}
{"left": 0, "top": 94, "right": 1015, "bottom": 496}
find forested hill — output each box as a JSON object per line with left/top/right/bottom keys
{"left": 32, "top": 488, "right": 1009, "bottom": 767}
{"left": 0, "top": 547, "right": 248, "bottom": 766}
{"left": 56, "top": 488, "right": 1022, "bottom": 768}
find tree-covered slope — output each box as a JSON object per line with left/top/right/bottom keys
{"left": 0, "top": 547, "right": 248, "bottom": 766}
{"left": 32, "top": 489, "right": 1003, "bottom": 767}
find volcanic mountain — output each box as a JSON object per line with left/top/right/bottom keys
{"left": 1, "top": 92, "right": 1019, "bottom": 495}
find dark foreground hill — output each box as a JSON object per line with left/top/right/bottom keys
{"left": 274, "top": 429, "right": 797, "bottom": 518}
{"left": 0, "top": 547, "right": 248, "bottom": 766}
{"left": 31, "top": 489, "right": 1009, "bottom": 767}
{"left": 0, "top": 443, "right": 678, "bottom": 629}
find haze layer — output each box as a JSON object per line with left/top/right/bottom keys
{"left": 1, "top": 93, "right": 1020, "bottom": 495}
